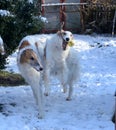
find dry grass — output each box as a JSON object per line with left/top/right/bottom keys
{"left": 0, "top": 71, "right": 26, "bottom": 86}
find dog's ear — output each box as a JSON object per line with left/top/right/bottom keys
{"left": 19, "top": 40, "right": 30, "bottom": 50}
{"left": 57, "top": 30, "right": 62, "bottom": 36}
{"left": 57, "top": 22, "right": 65, "bottom": 35}
{"left": 60, "top": 22, "right": 64, "bottom": 30}
{"left": 57, "top": 30, "right": 65, "bottom": 36}
{"left": 61, "top": 29, "right": 65, "bottom": 33}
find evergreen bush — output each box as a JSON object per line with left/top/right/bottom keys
{"left": 0, "top": 0, "right": 44, "bottom": 69}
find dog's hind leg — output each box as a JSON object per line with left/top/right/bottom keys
{"left": 62, "top": 84, "right": 67, "bottom": 93}
{"left": 44, "top": 68, "right": 50, "bottom": 96}
{"left": 66, "top": 81, "right": 73, "bottom": 101}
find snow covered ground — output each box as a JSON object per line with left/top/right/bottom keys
{"left": 0, "top": 34, "right": 115, "bottom": 130}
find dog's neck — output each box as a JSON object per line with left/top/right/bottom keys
{"left": 57, "top": 32, "right": 69, "bottom": 51}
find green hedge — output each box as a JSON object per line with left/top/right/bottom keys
{"left": 0, "top": 0, "right": 44, "bottom": 69}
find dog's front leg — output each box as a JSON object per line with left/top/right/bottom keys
{"left": 31, "top": 83, "right": 44, "bottom": 119}
{"left": 62, "top": 83, "right": 67, "bottom": 93}
{"left": 66, "top": 81, "right": 73, "bottom": 101}
{"left": 61, "top": 62, "right": 68, "bottom": 93}
{"left": 37, "top": 86, "right": 44, "bottom": 119}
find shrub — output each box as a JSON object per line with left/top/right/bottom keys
{"left": 0, "top": 0, "right": 44, "bottom": 69}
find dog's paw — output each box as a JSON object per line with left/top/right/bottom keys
{"left": 44, "top": 92, "right": 49, "bottom": 96}
{"left": 38, "top": 113, "right": 44, "bottom": 119}
{"left": 66, "top": 97, "right": 72, "bottom": 101}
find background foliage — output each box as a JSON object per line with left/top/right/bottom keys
{"left": 0, "top": 0, "right": 43, "bottom": 69}
{"left": 82, "top": 0, "right": 116, "bottom": 33}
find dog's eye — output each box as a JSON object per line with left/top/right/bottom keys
{"left": 30, "top": 57, "right": 34, "bottom": 60}
{"left": 63, "top": 32, "right": 66, "bottom": 35}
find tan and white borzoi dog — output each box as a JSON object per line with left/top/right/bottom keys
{"left": 44, "top": 30, "right": 80, "bottom": 100}
{"left": 17, "top": 35, "right": 47, "bottom": 119}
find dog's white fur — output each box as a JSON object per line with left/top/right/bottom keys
{"left": 19, "top": 34, "right": 47, "bottom": 61}
{"left": 17, "top": 31, "right": 80, "bottom": 118}
{"left": 17, "top": 34, "right": 47, "bottom": 118}
{"left": 0, "top": 36, "right": 5, "bottom": 55}
{"left": 44, "top": 30, "right": 80, "bottom": 100}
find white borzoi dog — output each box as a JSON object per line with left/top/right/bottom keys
{"left": 17, "top": 35, "right": 47, "bottom": 119}
{"left": 44, "top": 30, "right": 80, "bottom": 100}
{"left": 0, "top": 36, "right": 5, "bottom": 55}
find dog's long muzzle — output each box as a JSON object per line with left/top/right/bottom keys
{"left": 31, "top": 62, "right": 43, "bottom": 72}
{"left": 34, "top": 65, "right": 43, "bottom": 72}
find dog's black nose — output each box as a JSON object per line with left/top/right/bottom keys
{"left": 66, "top": 38, "right": 69, "bottom": 41}
{"left": 40, "top": 67, "right": 43, "bottom": 71}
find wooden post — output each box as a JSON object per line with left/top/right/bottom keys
{"left": 41, "top": 0, "right": 45, "bottom": 33}
{"left": 60, "top": 0, "right": 66, "bottom": 30}
{"left": 112, "top": 10, "right": 116, "bottom": 37}
{"left": 41, "top": 0, "right": 45, "bottom": 16}
{"left": 80, "top": 0, "right": 85, "bottom": 33}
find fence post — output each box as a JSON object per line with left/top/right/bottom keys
{"left": 80, "top": 0, "right": 85, "bottom": 33}
{"left": 112, "top": 10, "right": 116, "bottom": 37}
{"left": 60, "top": 0, "right": 66, "bottom": 30}
{"left": 41, "top": 0, "right": 45, "bottom": 16}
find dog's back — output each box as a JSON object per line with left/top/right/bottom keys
{"left": 19, "top": 34, "right": 47, "bottom": 56}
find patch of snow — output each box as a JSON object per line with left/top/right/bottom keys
{"left": 39, "top": 15, "right": 48, "bottom": 23}
{"left": 28, "top": 0, "right": 33, "bottom": 4}
{"left": 0, "top": 10, "right": 13, "bottom": 17}
{"left": 1, "top": 34, "right": 116, "bottom": 130}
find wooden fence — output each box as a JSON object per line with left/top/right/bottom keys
{"left": 41, "top": 0, "right": 85, "bottom": 33}
{"left": 81, "top": 3, "right": 116, "bottom": 34}
{"left": 40, "top": 0, "right": 116, "bottom": 34}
